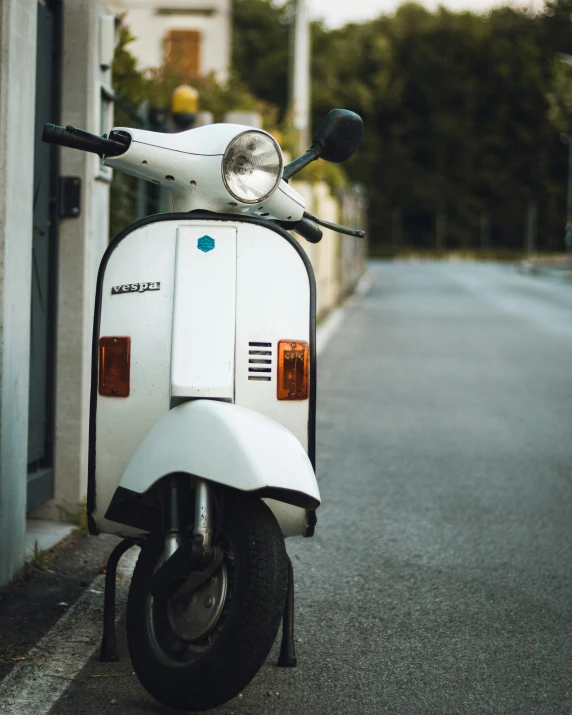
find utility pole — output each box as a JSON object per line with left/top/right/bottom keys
{"left": 480, "top": 209, "right": 490, "bottom": 253}
{"left": 567, "top": 138, "right": 572, "bottom": 227}
{"left": 289, "top": 0, "right": 310, "bottom": 154}
{"left": 557, "top": 56, "right": 572, "bottom": 246}
{"left": 391, "top": 208, "right": 401, "bottom": 253}
{"left": 436, "top": 206, "right": 447, "bottom": 254}
{"left": 526, "top": 202, "right": 538, "bottom": 256}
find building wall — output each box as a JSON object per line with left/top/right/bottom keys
{"left": 34, "top": 0, "right": 114, "bottom": 520}
{"left": 0, "top": 0, "right": 38, "bottom": 585}
{"left": 108, "top": 0, "right": 230, "bottom": 81}
{"left": 0, "top": 0, "right": 115, "bottom": 581}
{"left": 292, "top": 181, "right": 366, "bottom": 320}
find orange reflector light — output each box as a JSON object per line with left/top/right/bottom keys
{"left": 277, "top": 340, "right": 309, "bottom": 400}
{"left": 99, "top": 337, "right": 131, "bottom": 397}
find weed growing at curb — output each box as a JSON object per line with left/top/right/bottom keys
{"left": 58, "top": 500, "right": 89, "bottom": 536}
{"left": 31, "top": 540, "right": 51, "bottom": 571}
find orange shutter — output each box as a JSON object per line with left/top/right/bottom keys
{"left": 165, "top": 30, "right": 201, "bottom": 77}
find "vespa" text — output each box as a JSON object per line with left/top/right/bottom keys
{"left": 111, "top": 282, "right": 161, "bottom": 294}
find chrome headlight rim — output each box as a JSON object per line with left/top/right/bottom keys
{"left": 221, "top": 130, "right": 284, "bottom": 205}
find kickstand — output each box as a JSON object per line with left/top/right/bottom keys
{"left": 277, "top": 554, "right": 297, "bottom": 667}
{"left": 99, "top": 539, "right": 133, "bottom": 662}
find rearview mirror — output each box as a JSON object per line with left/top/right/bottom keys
{"left": 311, "top": 109, "right": 364, "bottom": 163}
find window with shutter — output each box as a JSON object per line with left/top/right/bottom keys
{"left": 165, "top": 29, "right": 201, "bottom": 77}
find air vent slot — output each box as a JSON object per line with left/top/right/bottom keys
{"left": 248, "top": 342, "right": 272, "bottom": 381}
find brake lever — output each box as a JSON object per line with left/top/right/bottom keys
{"left": 303, "top": 211, "right": 365, "bottom": 238}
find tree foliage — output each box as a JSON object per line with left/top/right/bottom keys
{"left": 232, "top": 0, "right": 291, "bottom": 112}
{"left": 547, "top": 60, "right": 572, "bottom": 134}
{"left": 233, "top": 0, "right": 571, "bottom": 253}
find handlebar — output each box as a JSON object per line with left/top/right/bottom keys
{"left": 42, "top": 124, "right": 130, "bottom": 157}
{"left": 275, "top": 218, "right": 323, "bottom": 243}
{"left": 292, "top": 218, "right": 323, "bottom": 243}
{"left": 42, "top": 122, "right": 365, "bottom": 242}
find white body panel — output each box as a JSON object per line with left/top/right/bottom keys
{"left": 91, "top": 218, "right": 316, "bottom": 538}
{"left": 104, "top": 125, "right": 305, "bottom": 220}
{"left": 119, "top": 399, "right": 319, "bottom": 503}
{"left": 114, "top": 123, "right": 257, "bottom": 156}
{"left": 235, "top": 228, "right": 310, "bottom": 447}
{"left": 95, "top": 224, "right": 176, "bottom": 534}
{"left": 171, "top": 226, "right": 236, "bottom": 398}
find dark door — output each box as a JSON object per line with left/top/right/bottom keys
{"left": 27, "top": 0, "right": 61, "bottom": 512}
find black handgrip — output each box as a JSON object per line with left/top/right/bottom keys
{"left": 42, "top": 124, "right": 129, "bottom": 157}
{"left": 292, "top": 218, "right": 323, "bottom": 243}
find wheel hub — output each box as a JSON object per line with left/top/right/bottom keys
{"left": 167, "top": 564, "right": 228, "bottom": 642}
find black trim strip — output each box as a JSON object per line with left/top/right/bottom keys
{"left": 87, "top": 212, "right": 317, "bottom": 532}
{"left": 104, "top": 484, "right": 319, "bottom": 534}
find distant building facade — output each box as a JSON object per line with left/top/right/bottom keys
{"left": 107, "top": 0, "right": 231, "bottom": 81}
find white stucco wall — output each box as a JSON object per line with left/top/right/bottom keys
{"left": 108, "top": 0, "right": 231, "bottom": 81}
{"left": 291, "top": 181, "right": 366, "bottom": 318}
{"left": 0, "top": 0, "right": 38, "bottom": 584}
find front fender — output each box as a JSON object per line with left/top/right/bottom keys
{"left": 118, "top": 399, "right": 320, "bottom": 508}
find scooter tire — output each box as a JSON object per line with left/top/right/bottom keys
{"left": 126, "top": 490, "right": 288, "bottom": 712}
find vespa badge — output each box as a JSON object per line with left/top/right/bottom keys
{"left": 197, "top": 235, "right": 215, "bottom": 253}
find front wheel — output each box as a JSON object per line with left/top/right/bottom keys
{"left": 126, "top": 490, "right": 288, "bottom": 712}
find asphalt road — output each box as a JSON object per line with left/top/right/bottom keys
{"left": 50, "top": 261, "right": 572, "bottom": 715}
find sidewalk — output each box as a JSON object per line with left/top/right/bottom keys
{"left": 0, "top": 532, "right": 120, "bottom": 684}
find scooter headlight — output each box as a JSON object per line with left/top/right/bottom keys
{"left": 222, "top": 131, "right": 283, "bottom": 204}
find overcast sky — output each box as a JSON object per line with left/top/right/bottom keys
{"left": 308, "top": 0, "right": 543, "bottom": 27}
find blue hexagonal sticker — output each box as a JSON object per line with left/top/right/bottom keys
{"left": 197, "top": 235, "right": 215, "bottom": 253}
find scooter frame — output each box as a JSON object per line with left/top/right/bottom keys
{"left": 92, "top": 212, "right": 317, "bottom": 667}
{"left": 86, "top": 211, "right": 318, "bottom": 538}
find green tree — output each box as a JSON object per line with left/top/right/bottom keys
{"left": 233, "top": 0, "right": 570, "bottom": 253}
{"left": 547, "top": 59, "right": 572, "bottom": 133}
{"left": 232, "top": 0, "right": 291, "bottom": 114}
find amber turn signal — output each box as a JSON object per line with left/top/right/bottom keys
{"left": 99, "top": 336, "right": 131, "bottom": 397}
{"left": 277, "top": 340, "right": 309, "bottom": 400}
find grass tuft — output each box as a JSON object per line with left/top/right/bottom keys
{"left": 31, "top": 540, "right": 51, "bottom": 571}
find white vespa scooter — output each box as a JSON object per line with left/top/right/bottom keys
{"left": 43, "top": 109, "right": 364, "bottom": 712}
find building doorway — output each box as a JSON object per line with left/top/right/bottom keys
{"left": 27, "top": 0, "right": 61, "bottom": 512}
